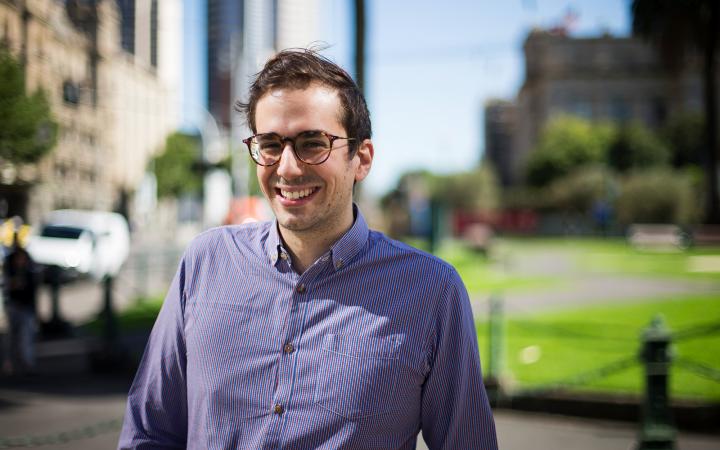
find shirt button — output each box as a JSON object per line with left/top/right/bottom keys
{"left": 273, "top": 404, "right": 284, "bottom": 415}
{"left": 280, "top": 252, "right": 288, "bottom": 260}
{"left": 283, "top": 343, "right": 295, "bottom": 354}
{"left": 296, "top": 284, "right": 306, "bottom": 293}
{"left": 335, "top": 260, "right": 344, "bottom": 269}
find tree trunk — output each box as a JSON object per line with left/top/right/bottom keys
{"left": 702, "top": 0, "right": 720, "bottom": 223}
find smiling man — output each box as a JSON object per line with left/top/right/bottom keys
{"left": 119, "top": 49, "right": 498, "bottom": 450}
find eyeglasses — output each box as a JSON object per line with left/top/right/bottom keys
{"left": 243, "top": 130, "right": 355, "bottom": 166}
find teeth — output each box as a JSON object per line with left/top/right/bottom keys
{"left": 281, "top": 188, "right": 314, "bottom": 200}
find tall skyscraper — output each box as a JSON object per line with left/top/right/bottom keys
{"left": 207, "top": 0, "right": 245, "bottom": 129}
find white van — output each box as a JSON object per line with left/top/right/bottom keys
{"left": 27, "top": 210, "right": 130, "bottom": 280}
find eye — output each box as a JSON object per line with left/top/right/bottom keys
{"left": 301, "top": 140, "right": 327, "bottom": 150}
{"left": 260, "top": 142, "right": 281, "bottom": 151}
{"left": 255, "top": 135, "right": 282, "bottom": 152}
{"left": 297, "top": 132, "right": 331, "bottom": 152}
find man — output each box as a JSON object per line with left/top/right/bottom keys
{"left": 119, "top": 49, "right": 497, "bottom": 449}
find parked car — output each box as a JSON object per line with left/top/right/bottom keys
{"left": 27, "top": 210, "right": 130, "bottom": 280}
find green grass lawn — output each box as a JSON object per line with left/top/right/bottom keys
{"left": 477, "top": 294, "right": 720, "bottom": 401}
{"left": 401, "top": 238, "right": 561, "bottom": 295}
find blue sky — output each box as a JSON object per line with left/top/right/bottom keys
{"left": 183, "top": 0, "right": 631, "bottom": 196}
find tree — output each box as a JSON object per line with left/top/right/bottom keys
{"left": 0, "top": 47, "right": 57, "bottom": 164}
{"left": 661, "top": 112, "right": 705, "bottom": 168}
{"left": 153, "top": 132, "right": 203, "bottom": 198}
{"left": 615, "top": 168, "right": 702, "bottom": 225}
{"left": 607, "top": 122, "right": 670, "bottom": 172}
{"left": 430, "top": 165, "right": 499, "bottom": 212}
{"left": 525, "top": 116, "right": 615, "bottom": 187}
{"left": 632, "top": 0, "right": 720, "bottom": 223}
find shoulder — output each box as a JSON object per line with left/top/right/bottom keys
{"left": 367, "top": 230, "right": 462, "bottom": 287}
{"left": 184, "top": 221, "right": 272, "bottom": 261}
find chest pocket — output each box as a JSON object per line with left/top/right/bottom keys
{"left": 314, "top": 334, "right": 401, "bottom": 420}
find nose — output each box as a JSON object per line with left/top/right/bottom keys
{"left": 276, "top": 141, "right": 304, "bottom": 179}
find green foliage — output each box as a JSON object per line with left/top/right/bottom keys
{"left": 661, "top": 112, "right": 705, "bottom": 167}
{"left": 153, "top": 132, "right": 203, "bottom": 198}
{"left": 614, "top": 168, "right": 702, "bottom": 225}
{"left": 544, "top": 165, "right": 616, "bottom": 213}
{"left": 430, "top": 164, "right": 500, "bottom": 211}
{"left": 525, "top": 116, "right": 615, "bottom": 187}
{"left": 607, "top": 122, "right": 670, "bottom": 172}
{"left": 0, "top": 48, "right": 58, "bottom": 164}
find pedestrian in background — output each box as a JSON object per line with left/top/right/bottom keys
{"left": 2, "top": 227, "right": 39, "bottom": 375}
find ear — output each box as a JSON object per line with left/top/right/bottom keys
{"left": 353, "top": 139, "right": 374, "bottom": 182}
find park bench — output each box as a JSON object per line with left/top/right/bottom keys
{"left": 627, "top": 224, "right": 688, "bottom": 251}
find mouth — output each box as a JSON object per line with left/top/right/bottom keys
{"left": 275, "top": 186, "right": 320, "bottom": 205}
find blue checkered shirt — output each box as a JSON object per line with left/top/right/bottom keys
{"left": 119, "top": 208, "right": 498, "bottom": 449}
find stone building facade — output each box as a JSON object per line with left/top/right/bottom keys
{"left": 0, "top": 0, "right": 179, "bottom": 225}
{"left": 488, "top": 29, "right": 708, "bottom": 186}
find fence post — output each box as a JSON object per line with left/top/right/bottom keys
{"left": 637, "top": 315, "right": 676, "bottom": 450}
{"left": 102, "top": 275, "right": 117, "bottom": 343}
{"left": 485, "top": 293, "right": 504, "bottom": 406}
{"left": 41, "top": 265, "right": 71, "bottom": 337}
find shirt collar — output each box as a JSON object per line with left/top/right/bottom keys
{"left": 264, "top": 204, "right": 369, "bottom": 270}
{"left": 265, "top": 219, "right": 283, "bottom": 266}
{"left": 329, "top": 204, "right": 369, "bottom": 272}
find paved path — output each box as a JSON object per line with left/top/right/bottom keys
{"left": 468, "top": 244, "right": 720, "bottom": 318}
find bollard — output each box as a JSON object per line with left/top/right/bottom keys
{"left": 41, "top": 265, "right": 72, "bottom": 337}
{"left": 637, "top": 315, "right": 676, "bottom": 450}
{"left": 48, "top": 265, "right": 62, "bottom": 323}
{"left": 485, "top": 294, "right": 504, "bottom": 406}
{"left": 102, "top": 275, "right": 117, "bottom": 343}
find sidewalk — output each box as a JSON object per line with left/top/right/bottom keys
{"left": 1, "top": 371, "right": 719, "bottom": 450}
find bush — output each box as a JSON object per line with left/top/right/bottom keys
{"left": 615, "top": 168, "right": 702, "bottom": 225}
{"left": 525, "top": 116, "right": 616, "bottom": 187}
{"left": 545, "top": 165, "right": 617, "bottom": 213}
{"left": 430, "top": 165, "right": 500, "bottom": 212}
{"left": 607, "top": 122, "right": 670, "bottom": 172}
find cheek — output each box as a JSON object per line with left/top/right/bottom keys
{"left": 257, "top": 169, "right": 273, "bottom": 193}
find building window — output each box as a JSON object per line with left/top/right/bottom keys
{"left": 570, "top": 100, "right": 593, "bottom": 119}
{"left": 150, "top": 0, "right": 158, "bottom": 67}
{"left": 63, "top": 80, "right": 81, "bottom": 105}
{"left": 117, "top": 0, "right": 135, "bottom": 54}
{"left": 651, "top": 98, "right": 667, "bottom": 127}
{"left": 610, "top": 98, "right": 630, "bottom": 122}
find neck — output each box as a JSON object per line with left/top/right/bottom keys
{"left": 279, "top": 210, "right": 354, "bottom": 274}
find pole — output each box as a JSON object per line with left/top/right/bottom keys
{"left": 637, "top": 315, "right": 676, "bottom": 450}
{"left": 486, "top": 293, "right": 504, "bottom": 406}
{"left": 102, "top": 275, "right": 116, "bottom": 343}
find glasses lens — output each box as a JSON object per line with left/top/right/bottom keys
{"left": 251, "top": 134, "right": 282, "bottom": 165}
{"left": 295, "top": 131, "right": 332, "bottom": 164}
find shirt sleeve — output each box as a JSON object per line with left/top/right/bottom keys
{"left": 118, "top": 257, "right": 189, "bottom": 450}
{"left": 420, "top": 268, "right": 498, "bottom": 450}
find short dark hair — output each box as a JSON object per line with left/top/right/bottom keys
{"left": 236, "top": 48, "right": 371, "bottom": 153}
